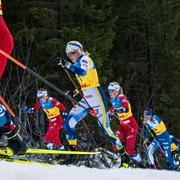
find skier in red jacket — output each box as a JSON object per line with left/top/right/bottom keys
{"left": 24, "top": 88, "right": 67, "bottom": 150}
{"left": 108, "top": 82, "right": 142, "bottom": 164}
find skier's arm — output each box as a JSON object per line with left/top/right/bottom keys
{"left": 57, "top": 57, "right": 88, "bottom": 76}
{"left": 119, "top": 96, "right": 129, "bottom": 112}
{"left": 34, "top": 102, "right": 41, "bottom": 112}
{"left": 68, "top": 58, "right": 88, "bottom": 77}
{"left": 51, "top": 99, "right": 67, "bottom": 111}
{"left": 22, "top": 102, "right": 40, "bottom": 113}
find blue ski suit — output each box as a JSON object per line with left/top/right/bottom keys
{"left": 145, "top": 115, "right": 176, "bottom": 170}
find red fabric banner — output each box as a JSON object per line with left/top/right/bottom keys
{"left": 0, "top": 16, "right": 14, "bottom": 78}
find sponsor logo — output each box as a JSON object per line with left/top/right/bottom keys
{"left": 85, "top": 95, "right": 93, "bottom": 98}
{"left": 81, "top": 84, "right": 90, "bottom": 88}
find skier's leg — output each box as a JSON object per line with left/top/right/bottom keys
{"left": 63, "top": 99, "right": 90, "bottom": 146}
{"left": 160, "top": 136, "right": 177, "bottom": 170}
{"left": 83, "top": 87, "right": 124, "bottom": 154}
{"left": 51, "top": 117, "right": 63, "bottom": 148}
{"left": 44, "top": 124, "right": 54, "bottom": 149}
{"left": 112, "top": 127, "right": 125, "bottom": 152}
{"left": 125, "top": 117, "right": 138, "bottom": 156}
{"left": 147, "top": 140, "right": 158, "bottom": 168}
{"left": 117, "top": 126, "right": 126, "bottom": 144}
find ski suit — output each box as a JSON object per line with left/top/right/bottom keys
{"left": 109, "top": 94, "right": 138, "bottom": 156}
{"left": 63, "top": 55, "right": 123, "bottom": 151}
{"left": 145, "top": 115, "right": 177, "bottom": 170}
{"left": 0, "top": 103, "right": 26, "bottom": 155}
{"left": 0, "top": 0, "right": 14, "bottom": 78}
{"left": 34, "top": 97, "right": 66, "bottom": 147}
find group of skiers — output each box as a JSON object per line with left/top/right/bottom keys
{"left": 23, "top": 41, "right": 179, "bottom": 170}
{"left": 0, "top": 0, "right": 179, "bottom": 170}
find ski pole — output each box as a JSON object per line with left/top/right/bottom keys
{"left": 0, "top": 95, "right": 39, "bottom": 148}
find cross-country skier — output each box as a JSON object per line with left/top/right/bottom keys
{"left": 23, "top": 88, "right": 67, "bottom": 151}
{"left": 0, "top": 103, "right": 26, "bottom": 156}
{"left": 143, "top": 108, "right": 177, "bottom": 170}
{"left": 0, "top": 0, "right": 14, "bottom": 78}
{"left": 108, "top": 82, "right": 142, "bottom": 166}
{"left": 57, "top": 41, "right": 130, "bottom": 166}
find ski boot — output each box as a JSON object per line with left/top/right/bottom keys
{"left": 118, "top": 146, "right": 131, "bottom": 168}
{"left": 0, "top": 147, "right": 14, "bottom": 157}
{"left": 120, "top": 153, "right": 131, "bottom": 168}
{"left": 130, "top": 153, "right": 145, "bottom": 168}
{"left": 47, "top": 143, "right": 53, "bottom": 150}
{"left": 61, "top": 145, "right": 78, "bottom": 165}
{"left": 58, "top": 145, "right": 65, "bottom": 151}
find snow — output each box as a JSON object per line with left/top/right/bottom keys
{"left": 0, "top": 162, "right": 179, "bottom": 180}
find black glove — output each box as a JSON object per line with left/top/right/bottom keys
{"left": 56, "top": 57, "right": 71, "bottom": 68}
{"left": 21, "top": 106, "right": 35, "bottom": 113}
{"left": 114, "top": 107, "right": 127, "bottom": 114}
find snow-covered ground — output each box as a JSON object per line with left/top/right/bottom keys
{"left": 0, "top": 161, "right": 179, "bottom": 180}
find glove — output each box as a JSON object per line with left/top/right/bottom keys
{"left": 22, "top": 107, "right": 35, "bottom": 113}
{"left": 122, "top": 107, "right": 127, "bottom": 113}
{"left": 56, "top": 57, "right": 71, "bottom": 69}
{"left": 21, "top": 106, "right": 28, "bottom": 113}
{"left": 28, "top": 107, "right": 35, "bottom": 113}
{"left": 114, "top": 107, "right": 127, "bottom": 114}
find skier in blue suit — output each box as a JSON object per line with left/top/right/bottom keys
{"left": 143, "top": 108, "right": 177, "bottom": 170}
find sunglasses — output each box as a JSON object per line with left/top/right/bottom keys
{"left": 108, "top": 89, "right": 114, "bottom": 94}
{"left": 67, "top": 51, "right": 78, "bottom": 57}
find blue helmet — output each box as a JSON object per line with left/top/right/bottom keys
{"left": 144, "top": 108, "right": 153, "bottom": 117}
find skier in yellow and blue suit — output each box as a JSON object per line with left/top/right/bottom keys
{"left": 143, "top": 108, "right": 177, "bottom": 170}
{"left": 57, "top": 41, "right": 128, "bottom": 162}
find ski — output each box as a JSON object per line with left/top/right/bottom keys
{"left": 0, "top": 156, "right": 56, "bottom": 166}
{"left": 26, "top": 149, "right": 101, "bottom": 155}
